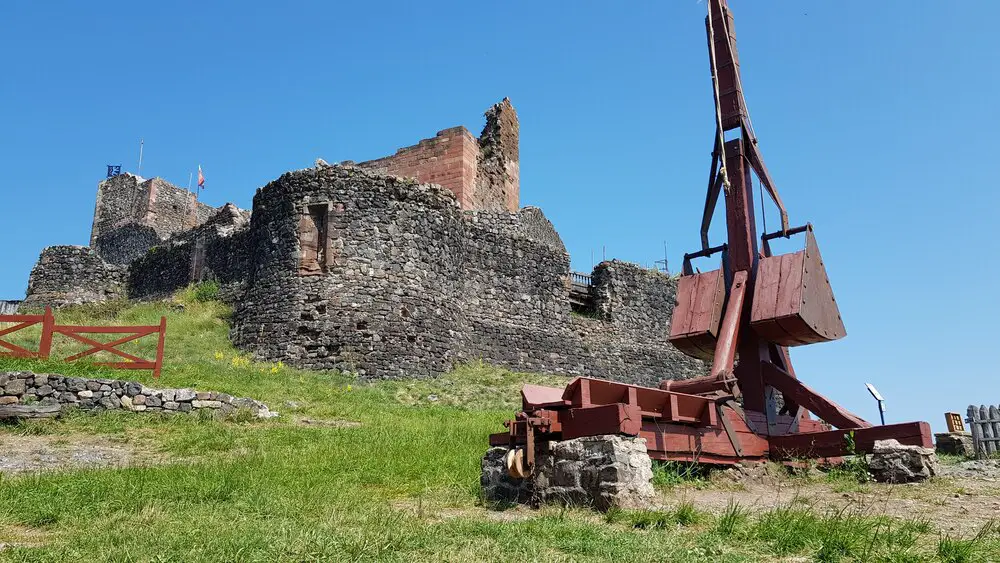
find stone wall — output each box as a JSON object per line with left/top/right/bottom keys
{"left": 356, "top": 99, "right": 519, "bottom": 212}
{"left": 0, "top": 371, "right": 275, "bottom": 418}
{"left": 231, "top": 165, "right": 469, "bottom": 377}
{"left": 231, "top": 164, "right": 704, "bottom": 385}
{"left": 356, "top": 127, "right": 480, "bottom": 210}
{"left": 127, "top": 204, "right": 251, "bottom": 301}
{"left": 24, "top": 99, "right": 702, "bottom": 386}
{"left": 93, "top": 224, "right": 162, "bottom": 266}
{"left": 90, "top": 174, "right": 151, "bottom": 245}
{"left": 474, "top": 98, "right": 520, "bottom": 213}
{"left": 23, "top": 246, "right": 125, "bottom": 308}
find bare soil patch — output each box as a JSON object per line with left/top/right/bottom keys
{"left": 0, "top": 523, "right": 53, "bottom": 552}
{"left": 293, "top": 417, "right": 362, "bottom": 429}
{"left": 0, "top": 432, "right": 166, "bottom": 475}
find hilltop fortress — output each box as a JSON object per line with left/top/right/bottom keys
{"left": 21, "top": 99, "right": 703, "bottom": 385}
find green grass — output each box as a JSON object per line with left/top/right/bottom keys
{"left": 1, "top": 293, "right": 999, "bottom": 561}
{"left": 651, "top": 461, "right": 710, "bottom": 490}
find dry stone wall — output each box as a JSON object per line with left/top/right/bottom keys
{"left": 0, "top": 371, "right": 275, "bottom": 418}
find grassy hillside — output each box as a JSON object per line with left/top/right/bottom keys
{"left": 0, "top": 292, "right": 996, "bottom": 561}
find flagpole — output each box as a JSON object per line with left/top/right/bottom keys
{"left": 188, "top": 172, "right": 193, "bottom": 192}
{"left": 137, "top": 139, "right": 144, "bottom": 176}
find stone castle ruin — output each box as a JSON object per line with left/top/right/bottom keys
{"left": 21, "top": 99, "right": 703, "bottom": 385}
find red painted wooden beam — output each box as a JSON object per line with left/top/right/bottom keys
{"left": 759, "top": 361, "right": 870, "bottom": 430}
{"left": 769, "top": 422, "right": 933, "bottom": 459}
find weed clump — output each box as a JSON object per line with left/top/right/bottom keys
{"left": 190, "top": 280, "right": 221, "bottom": 302}
{"left": 651, "top": 461, "right": 710, "bottom": 489}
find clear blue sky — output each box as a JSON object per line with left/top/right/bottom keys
{"left": 2, "top": 1, "right": 997, "bottom": 431}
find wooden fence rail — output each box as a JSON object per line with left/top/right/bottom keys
{"left": 966, "top": 404, "right": 1000, "bottom": 459}
{"left": 0, "top": 307, "right": 166, "bottom": 379}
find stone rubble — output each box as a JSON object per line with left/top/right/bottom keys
{"left": 934, "top": 432, "right": 975, "bottom": 458}
{"left": 868, "top": 438, "right": 940, "bottom": 483}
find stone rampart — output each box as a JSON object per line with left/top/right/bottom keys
{"left": 93, "top": 223, "right": 162, "bottom": 266}
{"left": 90, "top": 174, "right": 215, "bottom": 245}
{"left": 230, "top": 164, "right": 703, "bottom": 385}
{"left": 22, "top": 98, "right": 703, "bottom": 386}
{"left": 23, "top": 246, "right": 125, "bottom": 308}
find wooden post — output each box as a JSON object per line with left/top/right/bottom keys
{"left": 987, "top": 405, "right": 1000, "bottom": 453}
{"left": 38, "top": 307, "right": 54, "bottom": 359}
{"left": 980, "top": 405, "right": 994, "bottom": 455}
{"left": 967, "top": 405, "right": 983, "bottom": 459}
{"left": 153, "top": 316, "right": 166, "bottom": 380}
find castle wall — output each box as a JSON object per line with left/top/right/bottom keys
{"left": 231, "top": 166, "right": 468, "bottom": 377}
{"left": 90, "top": 173, "right": 216, "bottom": 251}
{"left": 90, "top": 174, "right": 150, "bottom": 246}
{"left": 23, "top": 246, "right": 125, "bottom": 308}
{"left": 475, "top": 98, "right": 520, "bottom": 213}
{"left": 127, "top": 205, "right": 251, "bottom": 301}
{"left": 356, "top": 99, "right": 520, "bottom": 213}
{"left": 356, "top": 127, "right": 480, "bottom": 210}
{"left": 142, "top": 178, "right": 216, "bottom": 239}
{"left": 25, "top": 97, "right": 702, "bottom": 386}
{"left": 93, "top": 224, "right": 162, "bottom": 266}
{"left": 231, "top": 165, "right": 704, "bottom": 385}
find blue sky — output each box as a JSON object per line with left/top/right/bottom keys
{"left": 2, "top": 1, "right": 997, "bottom": 431}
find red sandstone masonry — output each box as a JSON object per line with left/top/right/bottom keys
{"left": 357, "top": 127, "right": 480, "bottom": 209}
{"left": 356, "top": 99, "right": 520, "bottom": 212}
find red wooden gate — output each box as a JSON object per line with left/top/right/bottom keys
{"left": 0, "top": 307, "right": 166, "bottom": 379}
{"left": 0, "top": 307, "right": 53, "bottom": 359}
